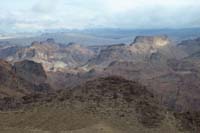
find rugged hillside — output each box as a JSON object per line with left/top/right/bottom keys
{"left": 87, "top": 35, "right": 186, "bottom": 68}
{"left": 97, "top": 58, "right": 200, "bottom": 112}
{"left": 104, "top": 61, "right": 169, "bottom": 81}
{"left": 13, "top": 60, "right": 47, "bottom": 85}
{"left": 178, "top": 37, "right": 200, "bottom": 55}
{"left": 146, "top": 59, "right": 200, "bottom": 111}
{"left": 0, "top": 59, "right": 51, "bottom": 99}
{"left": 63, "top": 76, "right": 166, "bottom": 127}
{"left": 78, "top": 36, "right": 199, "bottom": 113}
{"left": 0, "top": 76, "right": 185, "bottom": 133}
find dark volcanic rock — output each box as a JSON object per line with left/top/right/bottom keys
{"left": 13, "top": 60, "right": 47, "bottom": 84}
{"left": 0, "top": 59, "right": 52, "bottom": 99}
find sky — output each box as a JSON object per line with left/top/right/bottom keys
{"left": 0, "top": 0, "right": 200, "bottom": 32}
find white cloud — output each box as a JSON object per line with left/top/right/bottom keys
{"left": 0, "top": 0, "right": 200, "bottom": 32}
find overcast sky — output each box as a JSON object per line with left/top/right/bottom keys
{"left": 0, "top": 0, "right": 200, "bottom": 32}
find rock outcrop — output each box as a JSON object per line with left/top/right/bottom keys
{"left": 130, "top": 35, "right": 170, "bottom": 47}
{"left": 0, "top": 59, "right": 51, "bottom": 98}
{"left": 13, "top": 60, "right": 47, "bottom": 85}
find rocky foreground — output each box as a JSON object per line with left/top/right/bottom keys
{"left": 0, "top": 67, "right": 199, "bottom": 132}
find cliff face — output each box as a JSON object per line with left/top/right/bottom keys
{"left": 0, "top": 59, "right": 51, "bottom": 98}
{"left": 13, "top": 60, "right": 47, "bottom": 85}
{"left": 131, "top": 35, "right": 170, "bottom": 47}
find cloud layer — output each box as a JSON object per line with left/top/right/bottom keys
{"left": 0, "top": 0, "right": 200, "bottom": 32}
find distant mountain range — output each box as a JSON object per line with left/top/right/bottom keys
{"left": 1, "top": 28, "right": 200, "bottom": 46}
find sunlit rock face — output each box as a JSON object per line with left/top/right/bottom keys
{"left": 129, "top": 35, "right": 171, "bottom": 55}
{"left": 129, "top": 35, "right": 187, "bottom": 60}
{"left": 131, "top": 35, "right": 170, "bottom": 47}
